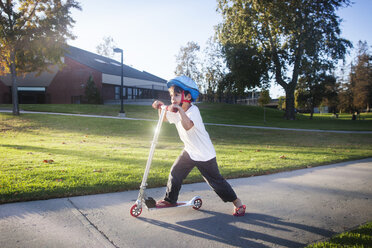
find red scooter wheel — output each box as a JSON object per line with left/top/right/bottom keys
{"left": 192, "top": 198, "right": 202, "bottom": 210}
{"left": 130, "top": 204, "right": 142, "bottom": 217}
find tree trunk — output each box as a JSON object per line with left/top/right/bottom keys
{"left": 10, "top": 50, "right": 19, "bottom": 116}
{"left": 310, "top": 101, "right": 314, "bottom": 119}
{"left": 284, "top": 88, "right": 296, "bottom": 120}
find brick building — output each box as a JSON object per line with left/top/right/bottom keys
{"left": 0, "top": 46, "right": 168, "bottom": 104}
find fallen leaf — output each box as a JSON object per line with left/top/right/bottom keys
{"left": 55, "top": 179, "right": 63, "bottom": 182}
{"left": 43, "top": 159, "right": 54, "bottom": 164}
{"left": 280, "top": 155, "right": 287, "bottom": 159}
{"left": 255, "top": 149, "right": 261, "bottom": 152}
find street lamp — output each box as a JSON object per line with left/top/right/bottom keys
{"left": 113, "top": 47, "right": 125, "bottom": 117}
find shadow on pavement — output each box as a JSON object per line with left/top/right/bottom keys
{"left": 138, "top": 210, "right": 335, "bottom": 248}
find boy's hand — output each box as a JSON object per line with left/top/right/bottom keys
{"left": 152, "top": 100, "right": 164, "bottom": 109}
{"left": 169, "top": 104, "right": 181, "bottom": 113}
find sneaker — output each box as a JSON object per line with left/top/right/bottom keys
{"left": 233, "top": 205, "right": 246, "bottom": 217}
{"left": 155, "top": 200, "right": 176, "bottom": 208}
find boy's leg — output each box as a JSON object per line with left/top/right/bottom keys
{"left": 196, "top": 158, "right": 237, "bottom": 203}
{"left": 164, "top": 150, "right": 195, "bottom": 204}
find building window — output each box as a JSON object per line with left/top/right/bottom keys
{"left": 127, "top": 88, "right": 132, "bottom": 99}
{"left": 115, "top": 86, "right": 120, "bottom": 100}
{"left": 115, "top": 86, "right": 127, "bottom": 100}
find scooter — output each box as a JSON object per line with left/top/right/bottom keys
{"left": 130, "top": 105, "right": 202, "bottom": 217}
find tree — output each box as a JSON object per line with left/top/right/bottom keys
{"left": 201, "top": 37, "right": 227, "bottom": 102}
{"left": 296, "top": 73, "right": 337, "bottom": 119}
{"left": 278, "top": 96, "right": 286, "bottom": 110}
{"left": 258, "top": 89, "right": 271, "bottom": 106}
{"left": 96, "top": 36, "right": 117, "bottom": 58}
{"left": 221, "top": 43, "right": 270, "bottom": 95}
{"left": 258, "top": 89, "right": 271, "bottom": 122}
{"left": 320, "top": 78, "right": 339, "bottom": 114}
{"left": 217, "top": 0, "right": 352, "bottom": 120}
{"left": 336, "top": 60, "right": 353, "bottom": 113}
{"left": 175, "top": 41, "right": 202, "bottom": 86}
{"left": 84, "top": 75, "right": 101, "bottom": 104}
{"left": 338, "top": 82, "right": 353, "bottom": 113}
{"left": 350, "top": 41, "right": 372, "bottom": 112}
{"left": 0, "top": 0, "right": 81, "bottom": 115}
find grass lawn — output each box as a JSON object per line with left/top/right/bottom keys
{"left": 306, "top": 221, "right": 372, "bottom": 247}
{"left": 1, "top": 103, "right": 372, "bottom": 131}
{"left": 1, "top": 103, "right": 372, "bottom": 204}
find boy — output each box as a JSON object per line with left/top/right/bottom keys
{"left": 152, "top": 75, "right": 245, "bottom": 216}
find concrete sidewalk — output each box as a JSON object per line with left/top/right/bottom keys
{"left": 1, "top": 158, "right": 371, "bottom": 248}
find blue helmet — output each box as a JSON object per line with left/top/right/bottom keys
{"left": 167, "top": 75, "right": 199, "bottom": 101}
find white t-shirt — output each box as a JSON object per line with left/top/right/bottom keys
{"left": 166, "top": 104, "right": 216, "bottom": 161}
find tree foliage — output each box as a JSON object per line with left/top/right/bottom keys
{"left": 201, "top": 37, "right": 227, "bottom": 102}
{"left": 174, "top": 41, "right": 202, "bottom": 85}
{"left": 296, "top": 73, "right": 337, "bottom": 118}
{"left": 278, "top": 96, "right": 286, "bottom": 110}
{"left": 84, "top": 75, "right": 101, "bottom": 104}
{"left": 221, "top": 43, "right": 270, "bottom": 95}
{"left": 0, "top": 0, "right": 81, "bottom": 115}
{"left": 216, "top": 0, "right": 352, "bottom": 120}
{"left": 350, "top": 41, "right": 372, "bottom": 111}
{"left": 337, "top": 41, "right": 372, "bottom": 113}
{"left": 337, "top": 81, "right": 354, "bottom": 113}
{"left": 258, "top": 89, "right": 270, "bottom": 106}
{"left": 96, "top": 36, "right": 117, "bottom": 59}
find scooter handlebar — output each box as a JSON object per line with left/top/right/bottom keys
{"left": 156, "top": 103, "right": 178, "bottom": 113}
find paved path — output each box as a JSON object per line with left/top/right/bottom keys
{"left": 1, "top": 110, "right": 371, "bottom": 134}
{"left": 1, "top": 158, "right": 371, "bottom": 248}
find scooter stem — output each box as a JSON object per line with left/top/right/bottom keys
{"left": 137, "top": 105, "right": 167, "bottom": 205}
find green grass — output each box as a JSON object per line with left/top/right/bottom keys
{"left": 1, "top": 104, "right": 372, "bottom": 204}
{"left": 1, "top": 103, "right": 372, "bottom": 131}
{"left": 306, "top": 221, "right": 372, "bottom": 247}
{"left": 0, "top": 103, "right": 158, "bottom": 119}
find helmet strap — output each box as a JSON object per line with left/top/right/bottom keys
{"left": 181, "top": 91, "right": 191, "bottom": 104}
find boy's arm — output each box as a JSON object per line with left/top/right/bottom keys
{"left": 152, "top": 100, "right": 168, "bottom": 122}
{"left": 171, "top": 104, "right": 194, "bottom": 130}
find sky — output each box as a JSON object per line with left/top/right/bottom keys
{"left": 69, "top": 0, "right": 372, "bottom": 98}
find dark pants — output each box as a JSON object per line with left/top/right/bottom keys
{"left": 164, "top": 150, "right": 237, "bottom": 204}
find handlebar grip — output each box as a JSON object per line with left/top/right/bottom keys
{"left": 156, "top": 103, "right": 178, "bottom": 113}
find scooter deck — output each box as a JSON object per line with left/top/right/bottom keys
{"left": 130, "top": 196, "right": 202, "bottom": 217}
{"left": 146, "top": 196, "right": 202, "bottom": 209}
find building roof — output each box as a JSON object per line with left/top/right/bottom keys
{"left": 65, "top": 46, "right": 167, "bottom": 84}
